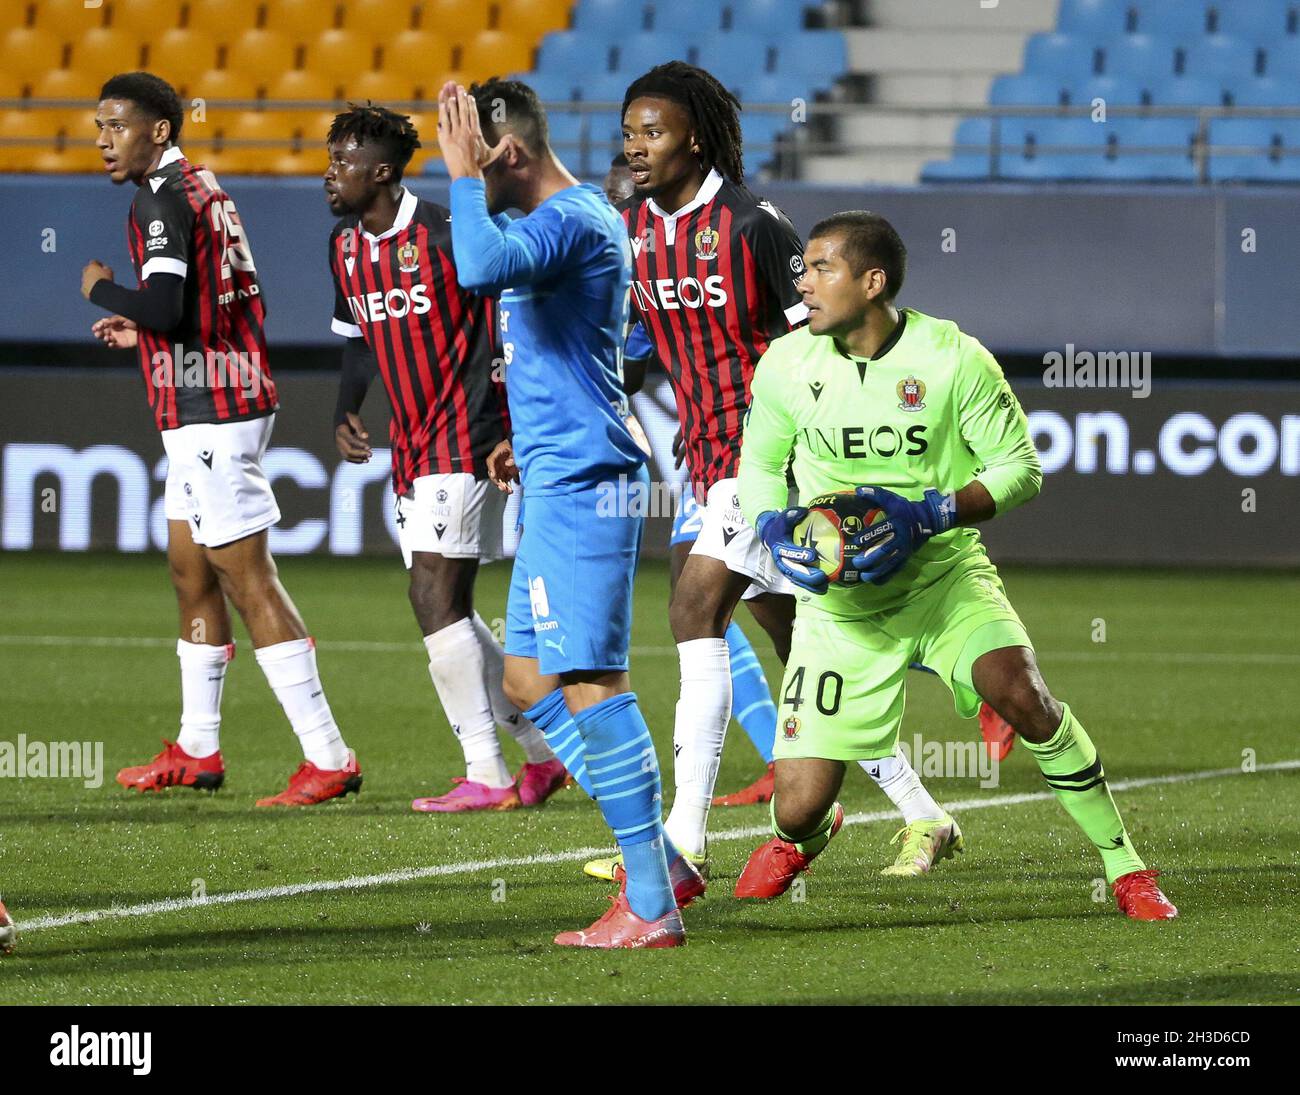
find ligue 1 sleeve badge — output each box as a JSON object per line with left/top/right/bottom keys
{"left": 897, "top": 375, "right": 926, "bottom": 411}
{"left": 397, "top": 242, "right": 420, "bottom": 273}
{"left": 694, "top": 227, "right": 719, "bottom": 261}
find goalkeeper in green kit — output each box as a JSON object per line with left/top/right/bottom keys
{"left": 733, "top": 211, "right": 1177, "bottom": 919}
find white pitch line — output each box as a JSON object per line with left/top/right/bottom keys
{"left": 15, "top": 760, "right": 1298, "bottom": 935}
{"left": 0, "top": 634, "right": 1296, "bottom": 663}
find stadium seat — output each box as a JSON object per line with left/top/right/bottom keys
{"left": 1109, "top": 115, "right": 1198, "bottom": 150}
{"left": 264, "top": 69, "right": 342, "bottom": 102}
{"left": 492, "top": 0, "right": 573, "bottom": 40}
{"left": 225, "top": 30, "right": 301, "bottom": 76}
{"left": 1087, "top": 150, "right": 1197, "bottom": 181}
{"left": 1178, "top": 36, "right": 1262, "bottom": 79}
{"left": 1024, "top": 33, "right": 1100, "bottom": 79}
{"left": 518, "top": 71, "right": 582, "bottom": 103}
{"left": 343, "top": 0, "right": 419, "bottom": 34}
{"left": 0, "top": 110, "right": 58, "bottom": 172}
{"left": 149, "top": 28, "right": 222, "bottom": 73}
{"left": 575, "top": 0, "right": 649, "bottom": 37}
{"left": 307, "top": 29, "right": 380, "bottom": 74}
{"left": 694, "top": 33, "right": 774, "bottom": 80}
{"left": 33, "top": 0, "right": 109, "bottom": 31}
{"left": 187, "top": 68, "right": 263, "bottom": 101}
{"left": 223, "top": 110, "right": 304, "bottom": 143}
{"left": 421, "top": 0, "right": 494, "bottom": 36}
{"left": 649, "top": 0, "right": 726, "bottom": 34}
{"left": 1058, "top": 0, "right": 1136, "bottom": 38}
{"left": 1262, "top": 38, "right": 1300, "bottom": 77}
{"left": 722, "top": 0, "right": 809, "bottom": 34}
{"left": 1208, "top": 116, "right": 1300, "bottom": 180}
{"left": 920, "top": 154, "right": 993, "bottom": 181}
{"left": 612, "top": 33, "right": 690, "bottom": 74}
{"left": 1213, "top": 2, "right": 1297, "bottom": 41}
{"left": 261, "top": 0, "right": 345, "bottom": 37}
{"left": 456, "top": 30, "right": 535, "bottom": 77}
{"left": 382, "top": 30, "right": 454, "bottom": 76}
{"left": 109, "top": 0, "right": 185, "bottom": 37}
{"left": 291, "top": 108, "right": 347, "bottom": 146}
{"left": 1231, "top": 77, "right": 1300, "bottom": 106}
{"left": 1102, "top": 35, "right": 1176, "bottom": 77}
{"left": 537, "top": 31, "right": 604, "bottom": 75}
{"left": 774, "top": 33, "right": 849, "bottom": 89}
{"left": 998, "top": 116, "right": 1113, "bottom": 178}
{"left": 185, "top": 0, "right": 262, "bottom": 36}
{"left": 738, "top": 73, "right": 811, "bottom": 106}
{"left": 991, "top": 73, "right": 1069, "bottom": 106}
{"left": 336, "top": 70, "right": 419, "bottom": 103}
{"left": 204, "top": 143, "right": 281, "bottom": 174}
{"left": 1131, "top": 0, "right": 1212, "bottom": 39}
{"left": 72, "top": 27, "right": 144, "bottom": 75}
{"left": 30, "top": 69, "right": 107, "bottom": 100}
{"left": 952, "top": 117, "right": 994, "bottom": 152}
{"left": 1068, "top": 74, "right": 1147, "bottom": 106}
{"left": 30, "top": 141, "right": 107, "bottom": 172}
{"left": 1148, "top": 75, "right": 1224, "bottom": 105}
{"left": 4, "top": 28, "right": 67, "bottom": 81}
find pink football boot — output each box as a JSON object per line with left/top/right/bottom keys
{"left": 412, "top": 778, "right": 522, "bottom": 813}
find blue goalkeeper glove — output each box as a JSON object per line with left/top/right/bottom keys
{"left": 756, "top": 507, "right": 829, "bottom": 594}
{"left": 849, "top": 486, "right": 957, "bottom": 586}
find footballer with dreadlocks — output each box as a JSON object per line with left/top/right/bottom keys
{"left": 323, "top": 104, "right": 565, "bottom": 814}
{"left": 584, "top": 61, "right": 961, "bottom": 884}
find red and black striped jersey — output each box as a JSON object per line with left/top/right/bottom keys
{"left": 619, "top": 170, "right": 807, "bottom": 493}
{"left": 126, "top": 147, "right": 277, "bottom": 431}
{"left": 328, "top": 189, "right": 508, "bottom": 494}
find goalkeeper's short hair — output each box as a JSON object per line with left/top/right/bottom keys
{"left": 809, "top": 211, "right": 907, "bottom": 301}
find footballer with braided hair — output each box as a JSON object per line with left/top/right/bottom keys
{"left": 323, "top": 103, "right": 567, "bottom": 814}
{"left": 579, "top": 61, "right": 969, "bottom": 886}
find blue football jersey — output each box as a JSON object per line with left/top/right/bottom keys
{"left": 449, "top": 178, "right": 646, "bottom": 495}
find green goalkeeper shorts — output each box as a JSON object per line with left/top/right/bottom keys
{"left": 773, "top": 557, "right": 1031, "bottom": 762}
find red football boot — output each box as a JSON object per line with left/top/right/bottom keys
{"left": 1113, "top": 869, "right": 1178, "bottom": 920}
{"left": 554, "top": 890, "right": 685, "bottom": 949}
{"left": 978, "top": 703, "right": 1016, "bottom": 762}
{"left": 613, "top": 853, "right": 707, "bottom": 909}
{"left": 712, "top": 762, "right": 776, "bottom": 807}
{"left": 256, "top": 751, "right": 362, "bottom": 807}
{"left": 0, "top": 900, "right": 16, "bottom": 956}
{"left": 735, "top": 802, "right": 845, "bottom": 898}
{"left": 116, "top": 739, "right": 225, "bottom": 793}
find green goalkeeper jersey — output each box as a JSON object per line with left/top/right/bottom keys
{"left": 737, "top": 308, "right": 1042, "bottom": 616}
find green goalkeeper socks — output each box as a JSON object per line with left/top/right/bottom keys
{"left": 772, "top": 799, "right": 838, "bottom": 858}
{"left": 1023, "top": 704, "right": 1145, "bottom": 884}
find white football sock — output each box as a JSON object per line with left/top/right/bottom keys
{"left": 470, "top": 612, "right": 554, "bottom": 765}
{"left": 254, "top": 638, "right": 349, "bottom": 770}
{"left": 663, "top": 637, "right": 732, "bottom": 857}
{"left": 424, "top": 618, "right": 511, "bottom": 788}
{"left": 175, "top": 639, "right": 231, "bottom": 758}
{"left": 861, "top": 746, "right": 945, "bottom": 824}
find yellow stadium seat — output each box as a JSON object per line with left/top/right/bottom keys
{"left": 417, "top": 0, "right": 490, "bottom": 36}
{"left": 0, "top": 110, "right": 58, "bottom": 155}
{"left": 184, "top": 0, "right": 261, "bottom": 36}
{"left": 343, "top": 0, "right": 419, "bottom": 35}
{"left": 456, "top": 30, "right": 534, "bottom": 78}
{"left": 262, "top": 0, "right": 344, "bottom": 36}
{"left": 187, "top": 68, "right": 263, "bottom": 101}
{"left": 148, "top": 28, "right": 222, "bottom": 72}
{"left": 382, "top": 29, "right": 453, "bottom": 75}
{"left": 109, "top": 0, "right": 185, "bottom": 38}
{"left": 29, "top": 139, "right": 106, "bottom": 172}
{"left": 225, "top": 29, "right": 301, "bottom": 76}
{"left": 291, "top": 108, "right": 345, "bottom": 146}
{"left": 72, "top": 28, "right": 146, "bottom": 75}
{"left": 51, "top": 106, "right": 100, "bottom": 142}
{"left": 30, "top": 70, "right": 107, "bottom": 100}
{"left": 492, "top": 0, "right": 572, "bottom": 41}
{"left": 306, "top": 28, "right": 380, "bottom": 73}
{"left": 33, "top": 0, "right": 110, "bottom": 32}
{"left": 341, "top": 69, "right": 424, "bottom": 104}
{"left": 264, "top": 69, "right": 342, "bottom": 102}
{"left": 4, "top": 28, "right": 67, "bottom": 81}
{"left": 224, "top": 110, "right": 303, "bottom": 140}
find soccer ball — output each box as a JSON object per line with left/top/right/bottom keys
{"left": 792, "top": 491, "right": 889, "bottom": 586}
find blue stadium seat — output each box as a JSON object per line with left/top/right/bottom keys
{"left": 920, "top": 155, "right": 993, "bottom": 182}
{"left": 952, "top": 117, "right": 994, "bottom": 151}
{"left": 1212, "top": 2, "right": 1295, "bottom": 41}
{"left": 645, "top": 0, "right": 725, "bottom": 32}
{"left": 1109, "top": 116, "right": 1198, "bottom": 152}
{"left": 1231, "top": 76, "right": 1300, "bottom": 106}
{"left": 1087, "top": 151, "right": 1197, "bottom": 180}
{"left": 735, "top": 73, "right": 810, "bottom": 105}
{"left": 1069, "top": 74, "right": 1147, "bottom": 106}
{"left": 1058, "top": 0, "right": 1137, "bottom": 38}
{"left": 997, "top": 117, "right": 1114, "bottom": 179}
{"left": 537, "top": 31, "right": 610, "bottom": 75}
{"left": 1178, "top": 36, "right": 1262, "bottom": 78}
{"left": 1132, "top": 0, "right": 1212, "bottom": 39}
{"left": 1024, "top": 33, "right": 1101, "bottom": 78}
{"left": 990, "top": 73, "right": 1068, "bottom": 106}
{"left": 694, "top": 32, "right": 775, "bottom": 82}
{"left": 1208, "top": 116, "right": 1300, "bottom": 180}
{"left": 722, "top": 0, "right": 809, "bottom": 34}
{"left": 1148, "top": 74, "right": 1225, "bottom": 104}
{"left": 517, "top": 71, "right": 582, "bottom": 103}
{"left": 612, "top": 32, "right": 692, "bottom": 73}
{"left": 1262, "top": 38, "right": 1300, "bottom": 77}
{"left": 772, "top": 32, "right": 848, "bottom": 88}
{"left": 574, "top": 0, "right": 652, "bottom": 37}
{"left": 1103, "top": 34, "right": 1177, "bottom": 77}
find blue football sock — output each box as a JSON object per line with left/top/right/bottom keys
{"left": 523, "top": 688, "right": 593, "bottom": 798}
{"left": 575, "top": 692, "right": 674, "bottom": 921}
{"left": 725, "top": 621, "right": 776, "bottom": 764}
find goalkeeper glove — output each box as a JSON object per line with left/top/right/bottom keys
{"left": 756, "top": 508, "right": 829, "bottom": 594}
{"left": 849, "top": 486, "right": 957, "bottom": 586}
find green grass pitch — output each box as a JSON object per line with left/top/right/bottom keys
{"left": 0, "top": 554, "right": 1296, "bottom": 1004}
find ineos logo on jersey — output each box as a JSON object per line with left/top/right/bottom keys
{"left": 798, "top": 424, "right": 930, "bottom": 459}
{"left": 348, "top": 285, "right": 432, "bottom": 323}
{"left": 631, "top": 275, "right": 728, "bottom": 312}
